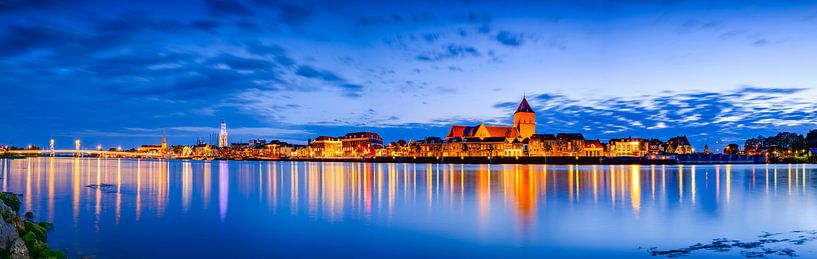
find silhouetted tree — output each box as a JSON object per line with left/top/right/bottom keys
{"left": 542, "top": 142, "right": 552, "bottom": 155}
{"left": 758, "top": 132, "right": 807, "bottom": 157}
{"left": 806, "top": 129, "right": 817, "bottom": 148}
{"left": 724, "top": 144, "right": 739, "bottom": 154}
{"left": 744, "top": 135, "right": 765, "bottom": 153}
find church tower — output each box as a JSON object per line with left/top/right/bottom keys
{"left": 513, "top": 96, "right": 536, "bottom": 139}
{"left": 161, "top": 132, "right": 167, "bottom": 149}
{"left": 218, "top": 119, "right": 229, "bottom": 148}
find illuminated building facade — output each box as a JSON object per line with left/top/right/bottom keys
{"left": 527, "top": 134, "right": 556, "bottom": 156}
{"left": 648, "top": 139, "right": 664, "bottom": 155}
{"left": 310, "top": 136, "right": 343, "bottom": 157}
{"left": 663, "top": 135, "right": 693, "bottom": 154}
{"left": 218, "top": 120, "right": 228, "bottom": 148}
{"left": 446, "top": 97, "right": 536, "bottom": 142}
{"left": 138, "top": 133, "right": 169, "bottom": 155}
{"left": 582, "top": 140, "right": 604, "bottom": 157}
{"left": 341, "top": 132, "right": 383, "bottom": 157}
{"left": 552, "top": 133, "right": 585, "bottom": 157}
{"left": 513, "top": 97, "right": 536, "bottom": 139}
{"left": 607, "top": 137, "right": 649, "bottom": 157}
{"left": 415, "top": 137, "right": 443, "bottom": 157}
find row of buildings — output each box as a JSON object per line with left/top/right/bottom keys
{"left": 298, "top": 97, "right": 694, "bottom": 159}
{"left": 135, "top": 97, "right": 695, "bottom": 160}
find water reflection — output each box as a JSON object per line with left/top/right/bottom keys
{"left": 2, "top": 158, "right": 817, "bottom": 257}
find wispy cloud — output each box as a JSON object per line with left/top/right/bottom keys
{"left": 416, "top": 44, "right": 480, "bottom": 61}
{"left": 490, "top": 86, "right": 817, "bottom": 149}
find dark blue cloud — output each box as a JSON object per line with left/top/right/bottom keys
{"left": 0, "top": 25, "right": 78, "bottom": 57}
{"left": 416, "top": 44, "right": 480, "bottom": 61}
{"left": 295, "top": 65, "right": 343, "bottom": 82}
{"left": 206, "top": 0, "right": 253, "bottom": 17}
{"left": 252, "top": 0, "right": 313, "bottom": 26}
{"left": 0, "top": 0, "right": 77, "bottom": 13}
{"left": 495, "top": 30, "right": 524, "bottom": 47}
{"left": 212, "top": 53, "right": 275, "bottom": 70}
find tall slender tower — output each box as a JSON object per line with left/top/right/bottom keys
{"left": 161, "top": 132, "right": 167, "bottom": 149}
{"left": 218, "top": 119, "right": 228, "bottom": 148}
{"left": 513, "top": 96, "right": 536, "bottom": 139}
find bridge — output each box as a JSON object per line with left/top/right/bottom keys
{"left": 4, "top": 149, "right": 161, "bottom": 157}
{"left": 2, "top": 139, "right": 162, "bottom": 158}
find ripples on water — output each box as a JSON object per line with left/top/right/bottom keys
{"left": 1, "top": 158, "right": 816, "bottom": 258}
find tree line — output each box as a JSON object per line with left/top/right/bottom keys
{"left": 743, "top": 129, "right": 817, "bottom": 157}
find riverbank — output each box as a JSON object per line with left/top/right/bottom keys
{"left": 0, "top": 154, "right": 25, "bottom": 159}
{"left": 0, "top": 192, "right": 63, "bottom": 258}
{"left": 12, "top": 154, "right": 813, "bottom": 165}
{"left": 287, "top": 155, "right": 766, "bottom": 165}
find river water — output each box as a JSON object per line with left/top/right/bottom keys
{"left": 1, "top": 157, "right": 816, "bottom": 258}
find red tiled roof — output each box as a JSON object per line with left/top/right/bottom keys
{"left": 447, "top": 125, "right": 477, "bottom": 138}
{"left": 585, "top": 140, "right": 602, "bottom": 148}
{"left": 484, "top": 126, "right": 513, "bottom": 138}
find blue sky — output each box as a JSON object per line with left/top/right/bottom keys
{"left": 2, "top": 0, "right": 817, "bottom": 151}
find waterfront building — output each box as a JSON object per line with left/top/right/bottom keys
{"left": 440, "top": 138, "right": 464, "bottom": 157}
{"left": 513, "top": 97, "right": 536, "bottom": 139}
{"left": 528, "top": 134, "right": 556, "bottom": 156}
{"left": 552, "top": 133, "right": 585, "bottom": 156}
{"left": 648, "top": 139, "right": 664, "bottom": 155}
{"left": 663, "top": 135, "right": 693, "bottom": 154}
{"left": 309, "top": 136, "right": 343, "bottom": 157}
{"left": 263, "top": 141, "right": 301, "bottom": 158}
{"left": 414, "top": 137, "right": 443, "bottom": 157}
{"left": 341, "top": 132, "right": 383, "bottom": 157}
{"left": 248, "top": 139, "right": 267, "bottom": 148}
{"left": 607, "top": 137, "right": 649, "bottom": 157}
{"left": 218, "top": 119, "right": 229, "bottom": 148}
{"left": 381, "top": 140, "right": 410, "bottom": 157}
{"left": 438, "top": 97, "right": 539, "bottom": 157}
{"left": 583, "top": 140, "right": 604, "bottom": 157}
{"left": 502, "top": 138, "right": 527, "bottom": 157}
{"left": 138, "top": 133, "right": 168, "bottom": 155}
{"left": 446, "top": 97, "right": 536, "bottom": 142}
{"left": 192, "top": 144, "right": 216, "bottom": 158}
{"left": 460, "top": 137, "right": 506, "bottom": 157}
{"left": 176, "top": 146, "right": 193, "bottom": 158}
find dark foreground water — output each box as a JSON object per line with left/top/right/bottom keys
{"left": 1, "top": 158, "right": 817, "bottom": 258}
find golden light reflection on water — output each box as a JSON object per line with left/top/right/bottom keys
{"left": 2, "top": 158, "right": 816, "bottom": 235}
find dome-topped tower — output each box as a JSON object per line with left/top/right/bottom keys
{"left": 513, "top": 96, "right": 536, "bottom": 139}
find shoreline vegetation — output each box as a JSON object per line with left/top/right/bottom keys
{"left": 0, "top": 192, "right": 63, "bottom": 259}
{"left": 0, "top": 154, "right": 24, "bottom": 160}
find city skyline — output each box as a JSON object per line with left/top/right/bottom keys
{"left": 3, "top": 0, "right": 817, "bottom": 150}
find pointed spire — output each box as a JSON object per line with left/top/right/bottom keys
{"left": 515, "top": 96, "right": 534, "bottom": 113}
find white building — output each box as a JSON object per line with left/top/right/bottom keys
{"left": 218, "top": 119, "right": 229, "bottom": 148}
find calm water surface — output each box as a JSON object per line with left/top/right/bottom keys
{"left": 2, "top": 158, "right": 817, "bottom": 258}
